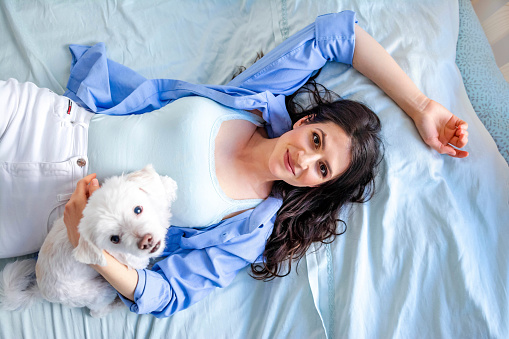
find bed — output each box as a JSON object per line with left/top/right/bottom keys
{"left": 1, "top": 0, "right": 508, "bottom": 338}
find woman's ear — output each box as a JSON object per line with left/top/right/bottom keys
{"left": 293, "top": 115, "right": 313, "bottom": 129}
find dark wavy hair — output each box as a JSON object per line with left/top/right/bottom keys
{"left": 248, "top": 72, "right": 384, "bottom": 280}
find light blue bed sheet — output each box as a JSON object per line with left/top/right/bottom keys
{"left": 301, "top": 0, "right": 509, "bottom": 338}
{"left": 0, "top": 1, "right": 324, "bottom": 338}
{"left": 1, "top": 0, "right": 508, "bottom": 338}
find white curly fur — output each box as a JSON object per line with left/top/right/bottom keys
{"left": 0, "top": 165, "right": 177, "bottom": 317}
{"left": 0, "top": 259, "right": 40, "bottom": 311}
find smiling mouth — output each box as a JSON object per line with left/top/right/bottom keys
{"left": 285, "top": 150, "right": 295, "bottom": 175}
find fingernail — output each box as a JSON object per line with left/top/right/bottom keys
{"left": 91, "top": 179, "right": 99, "bottom": 186}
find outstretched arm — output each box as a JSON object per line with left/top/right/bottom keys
{"left": 352, "top": 25, "right": 469, "bottom": 158}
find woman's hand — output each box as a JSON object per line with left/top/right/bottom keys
{"left": 64, "top": 173, "right": 100, "bottom": 248}
{"left": 412, "top": 99, "right": 469, "bottom": 158}
{"left": 352, "top": 25, "right": 469, "bottom": 158}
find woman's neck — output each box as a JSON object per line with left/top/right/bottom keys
{"left": 237, "top": 127, "right": 278, "bottom": 198}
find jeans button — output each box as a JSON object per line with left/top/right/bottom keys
{"left": 77, "top": 158, "right": 87, "bottom": 167}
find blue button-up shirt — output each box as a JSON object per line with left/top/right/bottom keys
{"left": 64, "top": 11, "right": 356, "bottom": 317}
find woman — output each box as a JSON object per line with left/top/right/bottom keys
{"left": 1, "top": 11, "right": 468, "bottom": 317}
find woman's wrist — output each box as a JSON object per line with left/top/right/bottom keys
{"left": 403, "top": 93, "right": 432, "bottom": 122}
{"left": 91, "top": 251, "right": 138, "bottom": 301}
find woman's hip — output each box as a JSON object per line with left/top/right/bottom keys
{"left": 0, "top": 79, "right": 94, "bottom": 258}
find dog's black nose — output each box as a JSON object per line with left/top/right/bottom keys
{"left": 138, "top": 234, "right": 153, "bottom": 250}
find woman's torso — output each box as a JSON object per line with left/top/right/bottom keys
{"left": 87, "top": 96, "right": 265, "bottom": 227}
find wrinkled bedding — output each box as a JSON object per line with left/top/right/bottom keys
{"left": 0, "top": 0, "right": 508, "bottom": 338}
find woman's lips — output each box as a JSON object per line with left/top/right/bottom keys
{"left": 285, "top": 150, "right": 295, "bottom": 175}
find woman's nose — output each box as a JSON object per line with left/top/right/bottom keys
{"left": 298, "top": 152, "right": 320, "bottom": 169}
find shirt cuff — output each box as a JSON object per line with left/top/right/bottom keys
{"left": 117, "top": 268, "right": 147, "bottom": 314}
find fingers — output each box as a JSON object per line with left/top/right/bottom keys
{"left": 80, "top": 172, "right": 97, "bottom": 184}
{"left": 428, "top": 138, "right": 469, "bottom": 158}
{"left": 452, "top": 149, "right": 469, "bottom": 158}
{"left": 64, "top": 174, "right": 99, "bottom": 248}
{"left": 74, "top": 173, "right": 97, "bottom": 195}
{"left": 449, "top": 132, "right": 469, "bottom": 149}
{"left": 65, "top": 174, "right": 99, "bottom": 224}
{"left": 441, "top": 144, "right": 469, "bottom": 158}
{"left": 443, "top": 143, "right": 469, "bottom": 158}
{"left": 453, "top": 120, "right": 469, "bottom": 147}
{"left": 421, "top": 109, "right": 469, "bottom": 158}
{"left": 428, "top": 138, "right": 455, "bottom": 156}
{"left": 88, "top": 178, "right": 100, "bottom": 197}
{"left": 455, "top": 119, "right": 468, "bottom": 130}
{"left": 444, "top": 116, "right": 469, "bottom": 153}
{"left": 439, "top": 143, "right": 457, "bottom": 157}
{"left": 74, "top": 173, "right": 101, "bottom": 199}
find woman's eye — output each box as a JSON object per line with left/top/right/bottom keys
{"left": 110, "top": 235, "right": 120, "bottom": 244}
{"left": 320, "top": 163, "right": 328, "bottom": 177}
{"left": 134, "top": 206, "right": 143, "bottom": 215}
{"left": 313, "top": 132, "right": 320, "bottom": 147}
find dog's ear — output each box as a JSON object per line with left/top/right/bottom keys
{"left": 126, "top": 164, "right": 157, "bottom": 182}
{"left": 126, "top": 164, "right": 160, "bottom": 192}
{"left": 160, "top": 176, "right": 178, "bottom": 206}
{"left": 72, "top": 238, "right": 107, "bottom": 266}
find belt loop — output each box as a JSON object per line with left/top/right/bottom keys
{"left": 57, "top": 193, "right": 73, "bottom": 202}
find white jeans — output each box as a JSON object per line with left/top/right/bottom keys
{"left": 0, "top": 79, "right": 94, "bottom": 258}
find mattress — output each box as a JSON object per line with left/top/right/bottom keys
{"left": 0, "top": 0, "right": 508, "bottom": 338}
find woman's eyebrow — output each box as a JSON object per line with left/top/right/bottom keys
{"left": 317, "top": 128, "right": 332, "bottom": 178}
{"left": 317, "top": 128, "right": 326, "bottom": 150}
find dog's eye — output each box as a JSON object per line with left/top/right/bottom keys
{"left": 110, "top": 235, "right": 120, "bottom": 244}
{"left": 134, "top": 206, "right": 143, "bottom": 215}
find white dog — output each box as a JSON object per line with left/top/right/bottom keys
{"left": 0, "top": 165, "right": 177, "bottom": 317}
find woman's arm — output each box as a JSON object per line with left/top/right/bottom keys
{"left": 352, "top": 25, "right": 469, "bottom": 158}
{"left": 91, "top": 252, "right": 138, "bottom": 301}
{"left": 64, "top": 174, "right": 138, "bottom": 301}
{"left": 64, "top": 175, "right": 280, "bottom": 316}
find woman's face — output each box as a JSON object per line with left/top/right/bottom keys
{"left": 269, "top": 117, "right": 351, "bottom": 187}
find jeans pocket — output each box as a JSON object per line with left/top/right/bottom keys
{"left": 0, "top": 160, "right": 76, "bottom": 258}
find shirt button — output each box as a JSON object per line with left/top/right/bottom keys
{"left": 77, "top": 158, "right": 87, "bottom": 167}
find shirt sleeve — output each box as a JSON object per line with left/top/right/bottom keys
{"left": 64, "top": 11, "right": 357, "bottom": 138}
{"left": 227, "top": 10, "right": 357, "bottom": 95}
{"left": 118, "top": 198, "right": 281, "bottom": 318}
